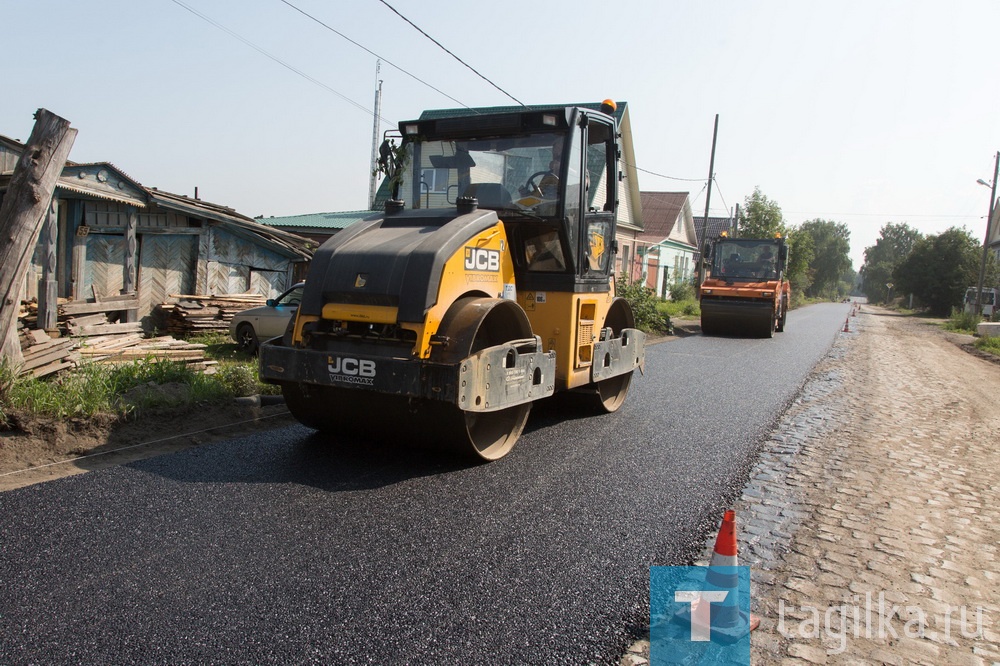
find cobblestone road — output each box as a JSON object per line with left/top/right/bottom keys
{"left": 623, "top": 307, "right": 1000, "bottom": 665}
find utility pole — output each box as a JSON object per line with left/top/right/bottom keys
{"left": 368, "top": 60, "right": 383, "bottom": 211}
{"left": 975, "top": 150, "right": 999, "bottom": 318}
{"left": 0, "top": 109, "right": 77, "bottom": 365}
{"left": 697, "top": 114, "right": 719, "bottom": 284}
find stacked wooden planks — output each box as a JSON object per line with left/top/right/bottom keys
{"left": 13, "top": 295, "right": 218, "bottom": 377}
{"left": 156, "top": 293, "right": 267, "bottom": 336}
{"left": 17, "top": 325, "right": 80, "bottom": 378}
{"left": 76, "top": 334, "right": 216, "bottom": 374}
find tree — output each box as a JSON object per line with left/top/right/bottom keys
{"left": 737, "top": 187, "right": 784, "bottom": 238}
{"left": 784, "top": 225, "right": 814, "bottom": 297}
{"left": 733, "top": 188, "right": 816, "bottom": 301}
{"left": 798, "top": 219, "right": 852, "bottom": 299}
{"left": 861, "top": 223, "right": 922, "bottom": 304}
{"left": 892, "top": 227, "right": 980, "bottom": 316}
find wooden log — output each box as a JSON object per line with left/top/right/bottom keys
{"left": 65, "top": 313, "right": 109, "bottom": 331}
{"left": 92, "top": 350, "right": 205, "bottom": 362}
{"left": 0, "top": 109, "right": 78, "bottom": 364}
{"left": 169, "top": 293, "right": 265, "bottom": 302}
{"left": 22, "top": 338, "right": 74, "bottom": 359}
{"left": 76, "top": 333, "right": 146, "bottom": 350}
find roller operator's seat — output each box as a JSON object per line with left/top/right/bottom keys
{"left": 462, "top": 183, "right": 512, "bottom": 209}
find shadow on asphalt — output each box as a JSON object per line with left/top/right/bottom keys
{"left": 125, "top": 426, "right": 486, "bottom": 491}
{"left": 124, "top": 393, "right": 608, "bottom": 491}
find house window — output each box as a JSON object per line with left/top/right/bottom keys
{"left": 620, "top": 243, "right": 631, "bottom": 275}
{"left": 420, "top": 168, "right": 450, "bottom": 193}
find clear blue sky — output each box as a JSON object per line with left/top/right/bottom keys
{"left": 3, "top": 0, "right": 999, "bottom": 269}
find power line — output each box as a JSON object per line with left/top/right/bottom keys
{"left": 277, "top": 0, "right": 474, "bottom": 113}
{"left": 171, "top": 0, "right": 725, "bottom": 207}
{"left": 374, "top": 0, "right": 526, "bottom": 107}
{"left": 784, "top": 211, "right": 980, "bottom": 219}
{"left": 169, "top": 0, "right": 388, "bottom": 123}
{"left": 629, "top": 163, "right": 706, "bottom": 182}
{"left": 711, "top": 177, "right": 730, "bottom": 218}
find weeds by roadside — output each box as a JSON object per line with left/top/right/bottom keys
{"left": 1, "top": 332, "right": 277, "bottom": 428}
{"left": 974, "top": 335, "right": 1000, "bottom": 357}
{"left": 944, "top": 307, "right": 981, "bottom": 334}
{"left": 658, "top": 299, "right": 700, "bottom": 319}
{"left": 617, "top": 274, "right": 671, "bottom": 334}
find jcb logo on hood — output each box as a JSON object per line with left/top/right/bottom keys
{"left": 464, "top": 247, "right": 500, "bottom": 272}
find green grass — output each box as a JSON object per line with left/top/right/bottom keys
{"left": 943, "top": 308, "right": 980, "bottom": 334}
{"left": 657, "top": 299, "right": 700, "bottom": 319}
{"left": 974, "top": 335, "right": 1000, "bottom": 357}
{"left": 187, "top": 332, "right": 254, "bottom": 363}
{"left": 1, "top": 339, "right": 279, "bottom": 427}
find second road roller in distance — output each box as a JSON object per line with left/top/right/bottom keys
{"left": 699, "top": 232, "right": 790, "bottom": 338}
{"left": 259, "top": 101, "right": 645, "bottom": 460}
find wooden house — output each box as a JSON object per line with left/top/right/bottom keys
{"left": 630, "top": 192, "right": 699, "bottom": 298}
{"left": 0, "top": 134, "right": 314, "bottom": 329}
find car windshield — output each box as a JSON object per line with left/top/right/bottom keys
{"left": 712, "top": 241, "right": 780, "bottom": 280}
{"left": 396, "top": 131, "right": 573, "bottom": 219}
{"left": 275, "top": 286, "right": 303, "bottom": 307}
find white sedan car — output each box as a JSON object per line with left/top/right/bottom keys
{"left": 229, "top": 282, "right": 304, "bottom": 353}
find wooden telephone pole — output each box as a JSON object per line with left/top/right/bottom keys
{"left": 697, "top": 114, "right": 720, "bottom": 283}
{"left": 0, "top": 109, "right": 77, "bottom": 367}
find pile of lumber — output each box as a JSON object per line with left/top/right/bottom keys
{"left": 77, "top": 334, "right": 216, "bottom": 374}
{"left": 17, "top": 325, "right": 80, "bottom": 378}
{"left": 12, "top": 292, "right": 219, "bottom": 377}
{"left": 156, "top": 293, "right": 266, "bottom": 336}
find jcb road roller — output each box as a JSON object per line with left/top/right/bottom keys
{"left": 259, "top": 101, "right": 645, "bottom": 460}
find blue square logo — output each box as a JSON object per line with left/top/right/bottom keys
{"left": 650, "top": 565, "right": 752, "bottom": 665}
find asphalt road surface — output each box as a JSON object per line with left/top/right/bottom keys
{"left": 0, "top": 302, "right": 851, "bottom": 665}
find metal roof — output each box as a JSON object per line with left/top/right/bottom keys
{"left": 416, "top": 101, "right": 627, "bottom": 123}
{"left": 257, "top": 210, "right": 375, "bottom": 230}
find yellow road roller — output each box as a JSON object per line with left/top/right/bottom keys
{"left": 259, "top": 101, "right": 645, "bottom": 460}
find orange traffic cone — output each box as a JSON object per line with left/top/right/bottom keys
{"left": 843, "top": 318, "right": 850, "bottom": 332}
{"left": 705, "top": 510, "right": 760, "bottom": 641}
{"left": 675, "top": 510, "right": 760, "bottom": 644}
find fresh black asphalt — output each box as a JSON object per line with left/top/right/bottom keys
{"left": 0, "top": 302, "right": 851, "bottom": 665}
